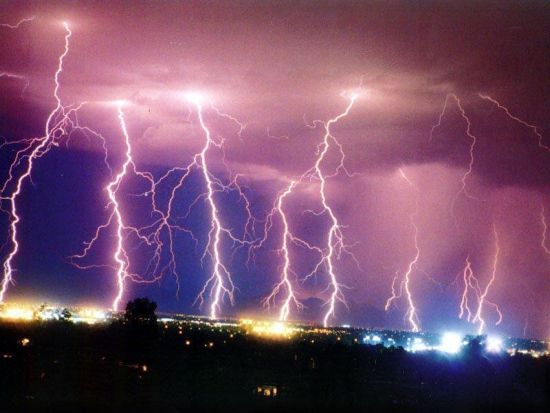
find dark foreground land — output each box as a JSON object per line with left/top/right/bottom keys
{"left": 0, "top": 320, "right": 548, "bottom": 413}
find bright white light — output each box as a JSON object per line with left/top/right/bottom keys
{"left": 184, "top": 91, "right": 207, "bottom": 105}
{"left": 113, "top": 99, "right": 127, "bottom": 107}
{"left": 486, "top": 336, "right": 503, "bottom": 353}
{"left": 364, "top": 334, "right": 382, "bottom": 345}
{"left": 439, "top": 332, "right": 463, "bottom": 354}
{"left": 341, "top": 88, "right": 370, "bottom": 101}
{"left": 271, "top": 322, "right": 286, "bottom": 335}
{"left": 103, "top": 99, "right": 128, "bottom": 108}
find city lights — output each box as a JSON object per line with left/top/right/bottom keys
{"left": 486, "top": 336, "right": 504, "bottom": 353}
{"left": 248, "top": 320, "right": 295, "bottom": 338}
{"left": 1, "top": 306, "right": 33, "bottom": 321}
{"left": 438, "top": 332, "right": 463, "bottom": 354}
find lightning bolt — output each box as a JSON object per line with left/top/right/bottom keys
{"left": 185, "top": 95, "right": 256, "bottom": 319}
{"left": 540, "top": 204, "right": 550, "bottom": 257}
{"left": 260, "top": 181, "right": 305, "bottom": 321}
{"left": 82, "top": 93, "right": 257, "bottom": 318}
{"left": 195, "top": 99, "right": 232, "bottom": 319}
{"left": 299, "top": 92, "right": 360, "bottom": 327}
{"left": 478, "top": 93, "right": 549, "bottom": 153}
{"left": 458, "top": 256, "right": 475, "bottom": 322}
{"left": 299, "top": 93, "right": 360, "bottom": 327}
{"left": 384, "top": 168, "right": 421, "bottom": 332}
{"left": 472, "top": 223, "right": 502, "bottom": 334}
{"left": 451, "top": 95, "right": 481, "bottom": 203}
{"left": 111, "top": 104, "right": 145, "bottom": 310}
{"left": 430, "top": 94, "right": 481, "bottom": 224}
{"left": 0, "top": 72, "right": 30, "bottom": 96}
{"left": 247, "top": 92, "right": 360, "bottom": 325}
{"left": 0, "top": 16, "right": 35, "bottom": 29}
{"left": 0, "top": 22, "right": 72, "bottom": 302}
{"left": 70, "top": 101, "right": 174, "bottom": 311}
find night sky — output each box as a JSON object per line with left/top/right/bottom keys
{"left": 0, "top": 1, "right": 549, "bottom": 338}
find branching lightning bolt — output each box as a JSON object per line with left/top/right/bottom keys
{"left": 472, "top": 223, "right": 503, "bottom": 334}
{"left": 185, "top": 95, "right": 256, "bottom": 319}
{"left": 258, "top": 180, "right": 319, "bottom": 321}
{"left": 70, "top": 102, "right": 172, "bottom": 310}
{"left": 384, "top": 168, "right": 421, "bottom": 332}
{"left": 458, "top": 256, "right": 476, "bottom": 323}
{"left": 111, "top": 104, "right": 155, "bottom": 310}
{"left": 299, "top": 93, "right": 360, "bottom": 327}
{"left": 194, "top": 99, "right": 234, "bottom": 319}
{"left": 478, "top": 93, "right": 549, "bottom": 153}
{"left": 0, "top": 22, "right": 72, "bottom": 302}
{"left": 455, "top": 225, "right": 502, "bottom": 333}
{"left": 431, "top": 94, "right": 481, "bottom": 224}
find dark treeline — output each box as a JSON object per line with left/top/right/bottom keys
{"left": 0, "top": 317, "right": 548, "bottom": 412}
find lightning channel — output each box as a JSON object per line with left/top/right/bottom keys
{"left": 384, "top": 168, "right": 421, "bottom": 332}
{"left": 0, "top": 22, "right": 72, "bottom": 302}
{"left": 472, "top": 223, "right": 502, "bottom": 335}
{"left": 540, "top": 204, "right": 550, "bottom": 257}
{"left": 0, "top": 16, "right": 35, "bottom": 29}
{"left": 261, "top": 181, "right": 305, "bottom": 321}
{"left": 478, "top": 93, "right": 549, "bottom": 153}
{"left": 298, "top": 92, "right": 359, "bottom": 327}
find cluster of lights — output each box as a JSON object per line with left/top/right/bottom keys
{"left": 3, "top": 304, "right": 546, "bottom": 360}
{"left": 0, "top": 306, "right": 33, "bottom": 321}
{"left": 241, "top": 319, "right": 295, "bottom": 338}
{"left": 363, "top": 334, "right": 382, "bottom": 344}
{"left": 0, "top": 304, "right": 106, "bottom": 324}
{"left": 362, "top": 331, "right": 522, "bottom": 356}
{"left": 72, "top": 308, "right": 107, "bottom": 324}
{"left": 507, "top": 348, "right": 548, "bottom": 359}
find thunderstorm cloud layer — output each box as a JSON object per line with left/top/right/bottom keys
{"left": 0, "top": 1, "right": 549, "bottom": 338}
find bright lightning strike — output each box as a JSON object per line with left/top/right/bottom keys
{"left": 71, "top": 101, "right": 168, "bottom": 310}
{"left": 0, "top": 22, "right": 72, "bottom": 303}
{"left": 472, "top": 223, "right": 503, "bottom": 335}
{"left": 384, "top": 168, "right": 421, "bottom": 332}
{"left": 187, "top": 95, "right": 249, "bottom": 319}
{"left": 299, "top": 92, "right": 360, "bottom": 327}
{"left": 195, "top": 98, "right": 233, "bottom": 319}
{"left": 261, "top": 181, "right": 304, "bottom": 321}
{"left": 458, "top": 256, "right": 475, "bottom": 323}
{"left": 110, "top": 104, "right": 138, "bottom": 311}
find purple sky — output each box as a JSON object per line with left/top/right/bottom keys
{"left": 0, "top": 1, "right": 549, "bottom": 338}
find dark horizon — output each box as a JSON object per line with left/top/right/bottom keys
{"left": 1, "top": 1, "right": 549, "bottom": 339}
